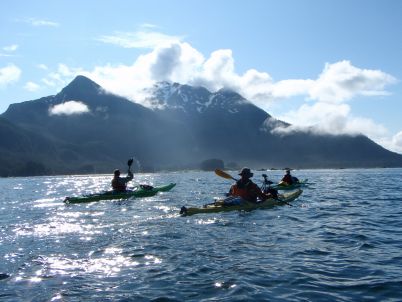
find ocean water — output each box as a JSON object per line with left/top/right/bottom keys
{"left": 1, "top": 169, "right": 402, "bottom": 302}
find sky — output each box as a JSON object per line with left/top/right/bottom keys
{"left": 1, "top": 0, "right": 402, "bottom": 153}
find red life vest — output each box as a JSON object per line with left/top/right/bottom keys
{"left": 230, "top": 180, "right": 262, "bottom": 203}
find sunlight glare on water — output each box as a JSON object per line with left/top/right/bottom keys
{"left": 1, "top": 169, "right": 402, "bottom": 301}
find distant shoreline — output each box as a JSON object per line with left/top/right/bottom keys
{"left": 2, "top": 166, "right": 402, "bottom": 178}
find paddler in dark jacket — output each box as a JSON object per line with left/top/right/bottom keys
{"left": 111, "top": 169, "right": 133, "bottom": 192}
{"left": 281, "top": 169, "right": 294, "bottom": 185}
{"left": 228, "top": 168, "right": 270, "bottom": 203}
{"left": 280, "top": 169, "right": 299, "bottom": 185}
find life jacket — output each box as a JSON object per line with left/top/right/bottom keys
{"left": 112, "top": 172, "right": 133, "bottom": 192}
{"left": 112, "top": 177, "right": 127, "bottom": 192}
{"left": 230, "top": 180, "right": 260, "bottom": 203}
{"left": 281, "top": 174, "right": 293, "bottom": 185}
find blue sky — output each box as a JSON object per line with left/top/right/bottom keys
{"left": 1, "top": 0, "right": 402, "bottom": 153}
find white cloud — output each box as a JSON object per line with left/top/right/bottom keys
{"left": 97, "top": 30, "right": 183, "bottom": 49}
{"left": 37, "top": 64, "right": 48, "bottom": 70}
{"left": 3, "top": 44, "right": 19, "bottom": 52}
{"left": 273, "top": 100, "right": 391, "bottom": 147}
{"left": 308, "top": 61, "right": 396, "bottom": 103}
{"left": 39, "top": 35, "right": 399, "bottom": 152}
{"left": 41, "top": 64, "right": 84, "bottom": 88}
{"left": 24, "top": 81, "right": 40, "bottom": 92}
{"left": 0, "top": 64, "right": 21, "bottom": 88}
{"left": 258, "top": 61, "right": 397, "bottom": 152}
{"left": 24, "top": 18, "right": 59, "bottom": 27}
{"left": 49, "top": 101, "right": 90, "bottom": 116}
{"left": 371, "top": 130, "right": 402, "bottom": 154}
{"left": 390, "top": 131, "right": 402, "bottom": 153}
{"left": 274, "top": 102, "right": 351, "bottom": 134}
{"left": 46, "top": 38, "right": 396, "bottom": 111}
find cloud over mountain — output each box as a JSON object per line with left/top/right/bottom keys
{"left": 49, "top": 101, "right": 90, "bottom": 116}
{"left": 27, "top": 30, "right": 400, "bottom": 153}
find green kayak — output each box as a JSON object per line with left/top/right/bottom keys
{"left": 180, "top": 189, "right": 302, "bottom": 216}
{"left": 64, "top": 183, "right": 176, "bottom": 204}
{"left": 271, "top": 179, "right": 308, "bottom": 191}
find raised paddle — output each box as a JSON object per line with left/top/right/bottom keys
{"left": 127, "top": 158, "right": 134, "bottom": 173}
{"left": 127, "top": 158, "right": 153, "bottom": 190}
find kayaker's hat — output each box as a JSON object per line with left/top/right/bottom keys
{"left": 239, "top": 167, "right": 253, "bottom": 178}
{"left": 114, "top": 169, "right": 121, "bottom": 176}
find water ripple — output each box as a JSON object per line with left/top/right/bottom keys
{"left": 1, "top": 169, "right": 402, "bottom": 301}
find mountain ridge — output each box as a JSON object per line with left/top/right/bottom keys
{"left": 1, "top": 75, "right": 402, "bottom": 176}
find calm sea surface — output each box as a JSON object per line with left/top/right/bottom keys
{"left": 1, "top": 169, "right": 402, "bottom": 301}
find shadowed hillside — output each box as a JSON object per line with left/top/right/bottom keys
{"left": 1, "top": 75, "right": 402, "bottom": 176}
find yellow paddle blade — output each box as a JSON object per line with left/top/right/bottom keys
{"left": 214, "top": 169, "right": 236, "bottom": 181}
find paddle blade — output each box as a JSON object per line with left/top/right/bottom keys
{"left": 215, "top": 169, "right": 236, "bottom": 181}
{"left": 127, "top": 158, "right": 134, "bottom": 167}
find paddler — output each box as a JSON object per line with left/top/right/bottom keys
{"left": 111, "top": 169, "right": 133, "bottom": 192}
{"left": 226, "top": 167, "right": 271, "bottom": 204}
{"left": 280, "top": 169, "right": 299, "bottom": 185}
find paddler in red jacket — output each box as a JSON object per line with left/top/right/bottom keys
{"left": 228, "top": 167, "right": 270, "bottom": 203}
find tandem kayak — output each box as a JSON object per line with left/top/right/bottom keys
{"left": 271, "top": 179, "right": 308, "bottom": 191}
{"left": 64, "top": 183, "right": 176, "bottom": 204}
{"left": 180, "top": 189, "right": 302, "bottom": 216}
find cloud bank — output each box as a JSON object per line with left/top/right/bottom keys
{"left": 30, "top": 29, "right": 400, "bottom": 153}
{"left": 49, "top": 101, "right": 90, "bottom": 116}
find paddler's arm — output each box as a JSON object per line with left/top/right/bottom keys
{"left": 252, "top": 183, "right": 269, "bottom": 202}
{"left": 226, "top": 184, "right": 235, "bottom": 197}
{"left": 126, "top": 171, "right": 134, "bottom": 183}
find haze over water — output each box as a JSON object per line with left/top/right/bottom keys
{"left": 1, "top": 169, "right": 402, "bottom": 301}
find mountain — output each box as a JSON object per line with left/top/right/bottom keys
{"left": 147, "top": 81, "right": 402, "bottom": 168}
{"left": 1, "top": 75, "right": 402, "bottom": 176}
{"left": 2, "top": 76, "right": 199, "bottom": 174}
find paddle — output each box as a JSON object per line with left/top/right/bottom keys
{"left": 261, "top": 174, "right": 274, "bottom": 187}
{"left": 127, "top": 158, "right": 153, "bottom": 191}
{"left": 260, "top": 174, "right": 292, "bottom": 206}
{"left": 127, "top": 158, "right": 133, "bottom": 173}
{"left": 214, "top": 169, "right": 237, "bottom": 181}
{"left": 125, "top": 158, "right": 135, "bottom": 190}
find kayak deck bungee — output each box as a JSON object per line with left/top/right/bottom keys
{"left": 271, "top": 179, "right": 308, "bottom": 191}
{"left": 180, "top": 189, "right": 302, "bottom": 216}
{"left": 64, "top": 183, "right": 176, "bottom": 204}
